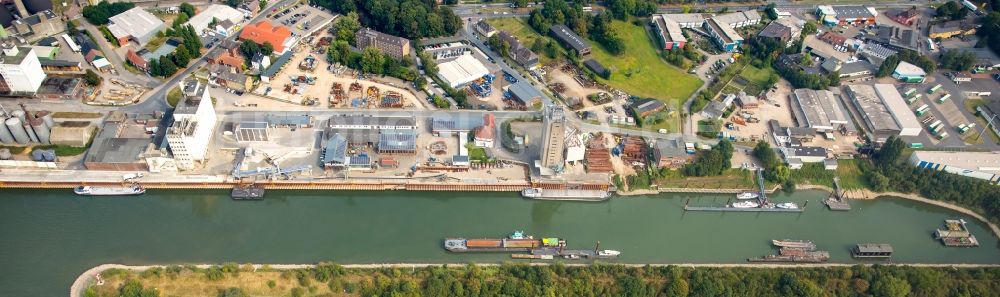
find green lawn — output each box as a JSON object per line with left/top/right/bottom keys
{"left": 589, "top": 20, "right": 703, "bottom": 104}
{"left": 657, "top": 169, "right": 756, "bottom": 189}
{"left": 167, "top": 86, "right": 182, "bottom": 107}
{"left": 739, "top": 64, "right": 776, "bottom": 86}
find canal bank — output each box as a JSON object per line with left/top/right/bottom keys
{"left": 1, "top": 189, "right": 999, "bottom": 296}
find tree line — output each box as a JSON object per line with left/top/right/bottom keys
{"left": 527, "top": 0, "right": 625, "bottom": 56}
{"left": 82, "top": 1, "right": 135, "bottom": 25}
{"left": 682, "top": 139, "right": 733, "bottom": 177}
{"left": 310, "top": 0, "right": 462, "bottom": 39}
{"left": 146, "top": 10, "right": 203, "bottom": 77}
{"left": 89, "top": 262, "right": 1000, "bottom": 297}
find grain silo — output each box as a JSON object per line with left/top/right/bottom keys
{"left": 37, "top": 110, "right": 54, "bottom": 128}
{"left": 0, "top": 122, "right": 14, "bottom": 144}
{"left": 30, "top": 118, "right": 49, "bottom": 144}
{"left": 23, "top": 121, "right": 38, "bottom": 143}
{"left": 5, "top": 117, "right": 29, "bottom": 144}
{"left": 10, "top": 109, "right": 25, "bottom": 121}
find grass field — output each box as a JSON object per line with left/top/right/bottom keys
{"left": 590, "top": 20, "right": 702, "bottom": 103}
{"left": 657, "top": 169, "right": 756, "bottom": 189}
{"left": 739, "top": 65, "right": 776, "bottom": 86}
{"left": 167, "top": 86, "right": 183, "bottom": 107}
{"left": 789, "top": 159, "right": 869, "bottom": 190}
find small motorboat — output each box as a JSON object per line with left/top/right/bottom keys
{"left": 520, "top": 188, "right": 542, "bottom": 198}
{"left": 776, "top": 202, "right": 799, "bottom": 209}
{"left": 736, "top": 192, "right": 759, "bottom": 200}
{"left": 597, "top": 250, "right": 621, "bottom": 257}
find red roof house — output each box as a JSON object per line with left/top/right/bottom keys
{"left": 474, "top": 113, "right": 496, "bottom": 148}
{"left": 126, "top": 49, "right": 148, "bottom": 71}
{"left": 239, "top": 21, "right": 292, "bottom": 53}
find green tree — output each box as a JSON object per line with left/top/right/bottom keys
{"left": 158, "top": 55, "right": 178, "bottom": 77}
{"left": 802, "top": 21, "right": 818, "bottom": 36}
{"left": 173, "top": 45, "right": 191, "bottom": 67}
{"left": 871, "top": 275, "right": 911, "bottom": 297}
{"left": 217, "top": 287, "right": 248, "bottom": 297}
{"left": 361, "top": 47, "right": 385, "bottom": 74}
{"left": 83, "top": 69, "right": 101, "bottom": 86}
{"left": 664, "top": 277, "right": 689, "bottom": 297}
{"left": 180, "top": 2, "right": 196, "bottom": 18}
{"left": 874, "top": 136, "right": 905, "bottom": 169}
{"left": 332, "top": 12, "right": 361, "bottom": 45}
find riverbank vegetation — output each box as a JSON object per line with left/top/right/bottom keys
{"left": 87, "top": 263, "right": 1000, "bottom": 297}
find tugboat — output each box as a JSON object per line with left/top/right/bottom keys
{"left": 736, "top": 192, "right": 759, "bottom": 200}
{"left": 74, "top": 185, "right": 146, "bottom": 196}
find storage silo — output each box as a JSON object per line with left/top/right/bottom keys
{"left": 30, "top": 118, "right": 49, "bottom": 144}
{"left": 10, "top": 109, "right": 25, "bottom": 121}
{"left": 37, "top": 110, "right": 54, "bottom": 128}
{"left": 23, "top": 122, "right": 38, "bottom": 143}
{"left": 5, "top": 117, "right": 29, "bottom": 144}
{"left": 0, "top": 122, "right": 14, "bottom": 144}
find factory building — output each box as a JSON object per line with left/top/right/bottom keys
{"left": 186, "top": 4, "right": 245, "bottom": 35}
{"left": 0, "top": 45, "right": 46, "bottom": 96}
{"left": 166, "top": 80, "right": 217, "bottom": 170}
{"left": 107, "top": 7, "right": 166, "bottom": 46}
{"left": 909, "top": 151, "right": 1000, "bottom": 184}
{"left": 816, "top": 5, "right": 877, "bottom": 26}
{"left": 326, "top": 115, "right": 416, "bottom": 146}
{"left": 436, "top": 54, "right": 489, "bottom": 88}
{"left": 549, "top": 24, "right": 591, "bottom": 56}
{"left": 893, "top": 61, "right": 926, "bottom": 83}
{"left": 5, "top": 9, "right": 64, "bottom": 43}
{"left": 790, "top": 89, "right": 852, "bottom": 133}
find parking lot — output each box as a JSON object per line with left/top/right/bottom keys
{"left": 270, "top": 3, "right": 337, "bottom": 37}
{"left": 892, "top": 73, "right": 989, "bottom": 148}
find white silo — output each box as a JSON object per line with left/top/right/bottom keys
{"left": 5, "top": 117, "right": 29, "bottom": 144}
{"left": 11, "top": 109, "right": 25, "bottom": 121}
{"left": 30, "top": 118, "right": 49, "bottom": 144}
{"left": 37, "top": 110, "right": 54, "bottom": 128}
{"left": 23, "top": 122, "right": 37, "bottom": 143}
{"left": 0, "top": 121, "right": 14, "bottom": 144}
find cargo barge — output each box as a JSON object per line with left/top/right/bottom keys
{"left": 851, "top": 243, "right": 893, "bottom": 259}
{"left": 231, "top": 184, "right": 265, "bottom": 200}
{"left": 520, "top": 188, "right": 611, "bottom": 201}
{"left": 935, "top": 219, "right": 979, "bottom": 247}
{"left": 444, "top": 231, "right": 560, "bottom": 253}
{"left": 74, "top": 185, "right": 145, "bottom": 196}
{"left": 771, "top": 239, "right": 816, "bottom": 250}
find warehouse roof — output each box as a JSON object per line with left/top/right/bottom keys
{"left": 549, "top": 24, "right": 591, "bottom": 53}
{"left": 661, "top": 13, "right": 705, "bottom": 25}
{"left": 85, "top": 122, "right": 151, "bottom": 164}
{"left": 379, "top": 130, "right": 417, "bottom": 151}
{"left": 436, "top": 54, "right": 489, "bottom": 87}
{"left": 827, "top": 5, "right": 877, "bottom": 19}
{"left": 792, "top": 89, "right": 850, "bottom": 129}
{"left": 507, "top": 81, "right": 544, "bottom": 105}
{"left": 910, "top": 151, "right": 1000, "bottom": 173}
{"left": 793, "top": 146, "right": 828, "bottom": 157}
{"left": 652, "top": 15, "right": 687, "bottom": 44}
{"left": 107, "top": 8, "right": 164, "bottom": 41}
{"left": 187, "top": 4, "right": 244, "bottom": 33}
{"left": 323, "top": 133, "right": 348, "bottom": 164}
{"left": 262, "top": 51, "right": 293, "bottom": 78}
{"left": 846, "top": 85, "right": 900, "bottom": 132}
{"left": 873, "top": 84, "right": 923, "bottom": 135}
{"left": 893, "top": 61, "right": 926, "bottom": 76}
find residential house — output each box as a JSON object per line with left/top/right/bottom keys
{"left": 886, "top": 7, "right": 919, "bottom": 26}
{"left": 475, "top": 19, "right": 497, "bottom": 38}
{"left": 497, "top": 31, "right": 539, "bottom": 69}
{"left": 652, "top": 139, "right": 692, "bottom": 169}
{"left": 239, "top": 21, "right": 294, "bottom": 54}
{"left": 758, "top": 22, "right": 792, "bottom": 47}
{"left": 630, "top": 98, "right": 666, "bottom": 117}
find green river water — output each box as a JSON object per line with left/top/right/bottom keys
{"left": 0, "top": 189, "right": 998, "bottom": 296}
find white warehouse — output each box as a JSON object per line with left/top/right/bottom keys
{"left": 909, "top": 151, "right": 1000, "bottom": 184}
{"left": 436, "top": 54, "right": 489, "bottom": 88}
{"left": 873, "top": 84, "right": 922, "bottom": 136}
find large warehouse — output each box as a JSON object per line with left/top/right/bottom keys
{"left": 436, "top": 54, "right": 490, "bottom": 88}
{"left": 873, "top": 84, "right": 922, "bottom": 136}
{"left": 909, "top": 151, "right": 1000, "bottom": 184}
{"left": 845, "top": 84, "right": 921, "bottom": 140}
{"left": 791, "top": 88, "right": 851, "bottom": 132}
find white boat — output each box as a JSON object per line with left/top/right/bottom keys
{"left": 520, "top": 188, "right": 543, "bottom": 198}
{"left": 736, "top": 192, "right": 759, "bottom": 200}
{"left": 74, "top": 185, "right": 146, "bottom": 196}
{"left": 731, "top": 200, "right": 760, "bottom": 208}
{"left": 597, "top": 250, "right": 621, "bottom": 257}
{"left": 776, "top": 202, "right": 799, "bottom": 209}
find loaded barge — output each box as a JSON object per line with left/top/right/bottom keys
{"left": 935, "top": 219, "right": 979, "bottom": 247}
{"left": 520, "top": 188, "right": 611, "bottom": 201}
{"left": 444, "top": 231, "right": 556, "bottom": 252}
{"left": 231, "top": 184, "right": 265, "bottom": 200}
{"left": 748, "top": 239, "right": 829, "bottom": 263}
{"left": 444, "top": 231, "right": 620, "bottom": 260}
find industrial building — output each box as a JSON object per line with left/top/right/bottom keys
{"left": 50, "top": 122, "right": 94, "bottom": 147}
{"left": 0, "top": 45, "right": 46, "bottom": 96}
{"left": 436, "top": 54, "right": 489, "bottom": 88}
{"left": 539, "top": 106, "right": 566, "bottom": 173}
{"left": 790, "top": 88, "right": 851, "bottom": 133}
{"left": 893, "top": 61, "right": 926, "bottom": 83}
{"left": 873, "top": 84, "right": 922, "bottom": 136}
{"left": 873, "top": 26, "right": 919, "bottom": 52}
{"left": 703, "top": 18, "right": 743, "bottom": 52}
{"left": 783, "top": 146, "right": 828, "bottom": 169}
{"left": 166, "top": 80, "right": 217, "bottom": 170}
{"left": 549, "top": 24, "right": 591, "bottom": 56}
{"left": 239, "top": 21, "right": 294, "bottom": 54}
{"left": 859, "top": 43, "right": 896, "bottom": 67}
{"left": 84, "top": 113, "right": 172, "bottom": 172}
{"left": 816, "top": 5, "right": 878, "bottom": 26}
{"left": 758, "top": 22, "right": 793, "bottom": 47}
{"left": 355, "top": 28, "right": 410, "bottom": 60}
{"left": 432, "top": 115, "right": 484, "bottom": 136}
{"left": 186, "top": 4, "right": 245, "bottom": 35}
{"left": 651, "top": 15, "right": 687, "bottom": 50}
{"left": 652, "top": 138, "right": 691, "bottom": 169}
{"left": 506, "top": 81, "right": 544, "bottom": 107}
{"left": 107, "top": 7, "right": 166, "bottom": 46}
{"left": 321, "top": 133, "right": 348, "bottom": 169}
{"left": 909, "top": 151, "right": 1000, "bottom": 184}
{"left": 712, "top": 10, "right": 762, "bottom": 28}
{"left": 377, "top": 129, "right": 417, "bottom": 154}
{"left": 661, "top": 13, "right": 705, "bottom": 28}
{"left": 5, "top": 9, "right": 63, "bottom": 43}
{"left": 326, "top": 115, "right": 416, "bottom": 145}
